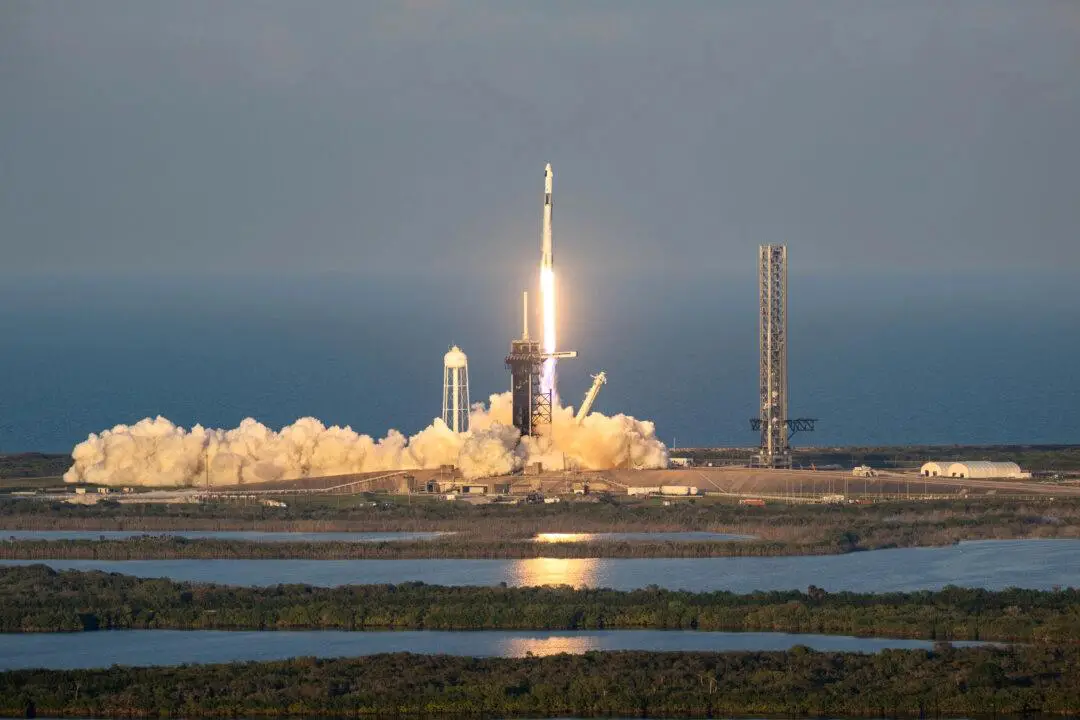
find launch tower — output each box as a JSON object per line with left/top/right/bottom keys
{"left": 507, "top": 291, "right": 575, "bottom": 438}
{"left": 751, "top": 245, "right": 815, "bottom": 467}
{"left": 756, "top": 244, "right": 790, "bottom": 468}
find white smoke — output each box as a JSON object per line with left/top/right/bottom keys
{"left": 63, "top": 392, "right": 668, "bottom": 487}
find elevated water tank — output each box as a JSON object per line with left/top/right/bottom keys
{"left": 442, "top": 346, "right": 470, "bottom": 433}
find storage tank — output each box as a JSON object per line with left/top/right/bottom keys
{"left": 659, "top": 485, "right": 698, "bottom": 496}
{"left": 442, "top": 346, "right": 470, "bottom": 433}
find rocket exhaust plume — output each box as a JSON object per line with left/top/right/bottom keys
{"left": 60, "top": 163, "right": 677, "bottom": 488}
{"left": 540, "top": 162, "right": 557, "bottom": 398}
{"left": 63, "top": 393, "right": 669, "bottom": 487}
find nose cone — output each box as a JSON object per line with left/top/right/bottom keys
{"left": 545, "top": 162, "right": 552, "bottom": 174}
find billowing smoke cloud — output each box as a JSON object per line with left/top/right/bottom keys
{"left": 63, "top": 393, "right": 668, "bottom": 487}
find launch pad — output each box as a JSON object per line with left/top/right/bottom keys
{"left": 505, "top": 338, "right": 549, "bottom": 437}
{"left": 506, "top": 291, "right": 575, "bottom": 438}
{"left": 503, "top": 163, "right": 577, "bottom": 440}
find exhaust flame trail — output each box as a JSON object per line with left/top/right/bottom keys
{"left": 540, "top": 265, "right": 556, "bottom": 396}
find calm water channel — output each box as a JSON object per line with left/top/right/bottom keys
{"left": 0, "top": 530, "right": 448, "bottom": 543}
{"left": 0, "top": 630, "right": 989, "bottom": 670}
{"left": 2, "top": 530, "right": 746, "bottom": 543}
{"left": 533, "top": 532, "right": 751, "bottom": 542}
{"left": 3, "top": 539, "right": 1078, "bottom": 591}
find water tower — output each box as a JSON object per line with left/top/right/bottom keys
{"left": 442, "top": 346, "right": 470, "bottom": 433}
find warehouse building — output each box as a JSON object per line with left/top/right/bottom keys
{"left": 919, "top": 462, "right": 952, "bottom": 477}
{"left": 920, "top": 461, "right": 1027, "bottom": 479}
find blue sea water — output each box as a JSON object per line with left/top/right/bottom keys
{"left": 0, "top": 270, "right": 1077, "bottom": 453}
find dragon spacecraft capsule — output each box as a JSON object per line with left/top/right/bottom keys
{"left": 541, "top": 162, "right": 553, "bottom": 269}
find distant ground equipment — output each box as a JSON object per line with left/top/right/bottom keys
{"left": 627, "top": 485, "right": 700, "bottom": 497}
{"left": 852, "top": 465, "right": 877, "bottom": 477}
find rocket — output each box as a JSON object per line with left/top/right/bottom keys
{"left": 538, "top": 162, "right": 558, "bottom": 397}
{"left": 541, "top": 162, "right": 553, "bottom": 269}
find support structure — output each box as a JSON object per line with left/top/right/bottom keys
{"left": 575, "top": 372, "right": 607, "bottom": 424}
{"left": 749, "top": 245, "right": 817, "bottom": 466}
{"left": 441, "top": 346, "right": 469, "bottom": 433}
{"left": 507, "top": 337, "right": 544, "bottom": 437}
{"left": 506, "top": 291, "right": 575, "bottom": 438}
{"left": 755, "top": 244, "right": 790, "bottom": 468}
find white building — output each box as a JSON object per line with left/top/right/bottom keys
{"left": 946, "top": 461, "right": 1027, "bottom": 479}
{"left": 919, "top": 462, "right": 952, "bottom": 477}
{"left": 920, "top": 461, "right": 1027, "bottom": 479}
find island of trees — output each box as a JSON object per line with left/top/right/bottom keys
{"left": 2, "top": 496, "right": 1077, "bottom": 558}
{"left": 3, "top": 565, "right": 1080, "bottom": 642}
{"left": 3, "top": 647, "right": 1080, "bottom": 718}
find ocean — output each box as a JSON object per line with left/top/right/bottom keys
{"left": 0, "top": 270, "right": 1076, "bottom": 453}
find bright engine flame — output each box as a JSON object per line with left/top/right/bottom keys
{"left": 540, "top": 265, "right": 557, "bottom": 397}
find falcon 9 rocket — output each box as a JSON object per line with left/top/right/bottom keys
{"left": 539, "top": 163, "right": 557, "bottom": 398}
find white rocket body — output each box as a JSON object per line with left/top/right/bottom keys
{"left": 539, "top": 162, "right": 557, "bottom": 398}
{"left": 541, "top": 163, "right": 553, "bottom": 269}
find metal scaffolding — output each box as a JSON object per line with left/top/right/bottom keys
{"left": 506, "top": 291, "right": 575, "bottom": 438}
{"left": 506, "top": 338, "right": 544, "bottom": 437}
{"left": 756, "top": 244, "right": 790, "bottom": 468}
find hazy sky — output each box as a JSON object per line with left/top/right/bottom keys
{"left": 4, "top": 0, "right": 1079, "bottom": 278}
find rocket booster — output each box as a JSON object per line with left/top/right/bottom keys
{"left": 541, "top": 162, "right": 553, "bottom": 269}
{"left": 538, "top": 162, "right": 558, "bottom": 397}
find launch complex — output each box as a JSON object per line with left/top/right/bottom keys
{"left": 502, "top": 164, "right": 814, "bottom": 464}
{"left": 50, "top": 164, "right": 1065, "bottom": 505}
{"left": 505, "top": 163, "right": 577, "bottom": 439}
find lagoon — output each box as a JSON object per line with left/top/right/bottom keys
{"left": 2, "top": 539, "right": 1077, "bottom": 591}
{"left": 0, "top": 629, "right": 990, "bottom": 670}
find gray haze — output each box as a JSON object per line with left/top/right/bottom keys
{"left": 3, "top": 0, "right": 1079, "bottom": 277}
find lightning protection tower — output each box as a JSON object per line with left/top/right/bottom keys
{"left": 442, "top": 346, "right": 470, "bottom": 433}
{"left": 756, "top": 245, "right": 789, "bottom": 468}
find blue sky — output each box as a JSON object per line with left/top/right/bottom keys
{"left": 3, "top": 2, "right": 1079, "bottom": 451}
{"left": 3, "top": 1, "right": 1079, "bottom": 278}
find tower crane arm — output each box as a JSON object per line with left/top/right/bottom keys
{"left": 575, "top": 372, "right": 607, "bottom": 424}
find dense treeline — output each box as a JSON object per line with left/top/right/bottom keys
{"left": 3, "top": 497, "right": 1078, "bottom": 553}
{"left": 4, "top": 647, "right": 1080, "bottom": 717}
{"left": 0, "top": 453, "right": 69, "bottom": 480}
{"left": 0, "top": 536, "right": 833, "bottom": 560}
{"left": 4, "top": 565, "right": 1080, "bottom": 641}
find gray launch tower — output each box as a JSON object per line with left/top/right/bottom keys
{"left": 750, "top": 245, "right": 816, "bottom": 467}
{"left": 506, "top": 291, "right": 575, "bottom": 438}
{"left": 756, "top": 245, "right": 789, "bottom": 467}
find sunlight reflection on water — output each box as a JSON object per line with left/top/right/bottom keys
{"left": 498, "top": 634, "right": 596, "bottom": 657}
{"left": 507, "top": 557, "right": 601, "bottom": 587}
